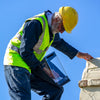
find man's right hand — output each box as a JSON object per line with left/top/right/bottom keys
{"left": 76, "top": 52, "right": 94, "bottom": 61}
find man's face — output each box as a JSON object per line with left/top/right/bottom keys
{"left": 51, "top": 13, "right": 65, "bottom": 34}
{"left": 57, "top": 21, "right": 65, "bottom": 33}
{"left": 52, "top": 19, "right": 65, "bottom": 34}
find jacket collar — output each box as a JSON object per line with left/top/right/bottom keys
{"left": 44, "top": 10, "right": 54, "bottom": 41}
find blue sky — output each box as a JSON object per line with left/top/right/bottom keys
{"left": 0, "top": 0, "right": 100, "bottom": 100}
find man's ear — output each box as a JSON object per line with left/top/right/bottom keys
{"left": 55, "top": 17, "right": 58, "bottom": 22}
{"left": 55, "top": 17, "right": 59, "bottom": 22}
{"left": 52, "top": 15, "right": 59, "bottom": 24}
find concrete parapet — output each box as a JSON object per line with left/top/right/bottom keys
{"left": 79, "top": 58, "right": 100, "bottom": 100}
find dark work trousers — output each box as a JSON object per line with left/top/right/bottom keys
{"left": 4, "top": 65, "right": 63, "bottom": 100}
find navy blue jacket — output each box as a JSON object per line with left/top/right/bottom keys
{"left": 20, "top": 11, "right": 78, "bottom": 70}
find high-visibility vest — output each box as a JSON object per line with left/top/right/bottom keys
{"left": 4, "top": 13, "right": 55, "bottom": 73}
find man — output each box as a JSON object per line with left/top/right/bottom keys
{"left": 4, "top": 6, "right": 93, "bottom": 100}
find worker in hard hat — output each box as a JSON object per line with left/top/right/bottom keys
{"left": 4, "top": 6, "right": 93, "bottom": 100}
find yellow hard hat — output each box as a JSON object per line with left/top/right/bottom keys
{"left": 59, "top": 6, "right": 78, "bottom": 33}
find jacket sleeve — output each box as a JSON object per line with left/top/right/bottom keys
{"left": 51, "top": 33, "right": 79, "bottom": 59}
{"left": 20, "top": 20, "right": 42, "bottom": 70}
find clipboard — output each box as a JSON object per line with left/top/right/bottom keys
{"left": 42, "top": 52, "right": 70, "bottom": 86}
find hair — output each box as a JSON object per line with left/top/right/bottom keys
{"left": 53, "top": 12, "right": 62, "bottom": 21}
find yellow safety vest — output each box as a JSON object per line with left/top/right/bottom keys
{"left": 4, "top": 13, "right": 55, "bottom": 73}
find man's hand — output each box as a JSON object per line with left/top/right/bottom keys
{"left": 43, "top": 67, "right": 55, "bottom": 78}
{"left": 43, "top": 67, "right": 59, "bottom": 79}
{"left": 76, "top": 52, "right": 94, "bottom": 61}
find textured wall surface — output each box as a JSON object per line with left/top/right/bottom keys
{"left": 79, "top": 58, "right": 100, "bottom": 100}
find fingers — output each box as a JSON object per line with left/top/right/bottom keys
{"left": 83, "top": 53, "right": 94, "bottom": 61}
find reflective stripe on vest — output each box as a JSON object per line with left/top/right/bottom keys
{"left": 9, "top": 43, "right": 20, "bottom": 53}
{"left": 9, "top": 16, "right": 46, "bottom": 54}
{"left": 33, "top": 16, "right": 47, "bottom": 54}
{"left": 26, "top": 14, "right": 55, "bottom": 61}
